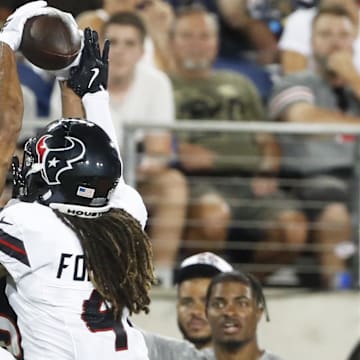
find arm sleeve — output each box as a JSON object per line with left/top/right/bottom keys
{"left": 268, "top": 75, "right": 315, "bottom": 120}
{"left": 82, "top": 90, "right": 120, "bottom": 154}
{"left": 109, "top": 183, "right": 148, "bottom": 230}
{"left": 82, "top": 90, "right": 148, "bottom": 228}
{"left": 0, "top": 207, "right": 30, "bottom": 281}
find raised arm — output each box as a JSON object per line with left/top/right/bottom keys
{"left": 67, "top": 28, "right": 148, "bottom": 228}
{"left": 0, "top": 43, "right": 23, "bottom": 195}
{"left": 0, "top": 0, "right": 51, "bottom": 278}
{"left": 68, "top": 28, "right": 119, "bottom": 151}
{"left": 0, "top": 1, "right": 64, "bottom": 195}
{"left": 59, "top": 80, "right": 85, "bottom": 119}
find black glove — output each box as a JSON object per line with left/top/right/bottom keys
{"left": 68, "top": 27, "right": 110, "bottom": 97}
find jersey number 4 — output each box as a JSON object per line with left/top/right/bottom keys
{"left": 81, "top": 290, "right": 128, "bottom": 351}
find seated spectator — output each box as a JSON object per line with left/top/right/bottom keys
{"left": 269, "top": 5, "right": 358, "bottom": 287}
{"left": 136, "top": 0, "right": 175, "bottom": 71}
{"left": 215, "top": 0, "right": 279, "bottom": 65}
{"left": 247, "top": 0, "right": 295, "bottom": 33}
{"left": 175, "top": 252, "right": 233, "bottom": 349}
{"left": 76, "top": 0, "right": 175, "bottom": 70}
{"left": 279, "top": 0, "right": 360, "bottom": 74}
{"left": 211, "top": 0, "right": 279, "bottom": 102}
{"left": 102, "top": 11, "right": 188, "bottom": 287}
{"left": 169, "top": 4, "right": 307, "bottom": 279}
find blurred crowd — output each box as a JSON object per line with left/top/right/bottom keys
{"left": 1, "top": 0, "right": 360, "bottom": 290}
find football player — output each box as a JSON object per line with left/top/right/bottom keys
{"left": 0, "top": 2, "right": 156, "bottom": 359}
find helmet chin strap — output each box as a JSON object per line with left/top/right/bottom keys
{"left": 49, "top": 203, "right": 110, "bottom": 218}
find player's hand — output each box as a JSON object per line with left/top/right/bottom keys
{"left": 0, "top": 1, "right": 48, "bottom": 51}
{"left": 68, "top": 27, "right": 109, "bottom": 97}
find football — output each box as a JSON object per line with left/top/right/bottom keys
{"left": 20, "top": 13, "right": 82, "bottom": 70}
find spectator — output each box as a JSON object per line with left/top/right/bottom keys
{"left": 212, "top": 0, "right": 276, "bottom": 101}
{"left": 215, "top": 0, "right": 279, "bottom": 65}
{"left": 169, "top": 0, "right": 275, "bottom": 101}
{"left": 279, "top": 0, "right": 360, "bottom": 74}
{"left": 76, "top": 0, "right": 175, "bottom": 70}
{"left": 205, "top": 271, "right": 283, "bottom": 360}
{"left": 102, "top": 11, "right": 188, "bottom": 287}
{"left": 145, "top": 269, "right": 284, "bottom": 360}
{"left": 268, "top": 5, "right": 358, "bottom": 287}
{"left": 175, "top": 252, "right": 233, "bottom": 349}
{"left": 136, "top": 0, "right": 175, "bottom": 71}
{"left": 169, "top": 4, "right": 307, "bottom": 279}
{"left": 247, "top": 0, "right": 296, "bottom": 34}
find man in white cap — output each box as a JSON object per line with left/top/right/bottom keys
{"left": 175, "top": 252, "right": 233, "bottom": 349}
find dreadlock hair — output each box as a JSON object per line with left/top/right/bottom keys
{"left": 54, "top": 207, "right": 156, "bottom": 318}
{"left": 205, "top": 270, "right": 270, "bottom": 321}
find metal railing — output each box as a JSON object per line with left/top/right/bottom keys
{"left": 123, "top": 120, "right": 360, "bottom": 288}
{"left": 22, "top": 119, "right": 360, "bottom": 287}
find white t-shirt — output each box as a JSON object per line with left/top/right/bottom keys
{"left": 279, "top": 8, "right": 360, "bottom": 72}
{"left": 109, "top": 63, "right": 175, "bottom": 149}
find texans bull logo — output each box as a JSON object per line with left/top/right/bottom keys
{"left": 36, "top": 134, "right": 86, "bottom": 185}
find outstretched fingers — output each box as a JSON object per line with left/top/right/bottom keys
{"left": 84, "top": 27, "right": 96, "bottom": 59}
{"left": 102, "top": 39, "right": 110, "bottom": 63}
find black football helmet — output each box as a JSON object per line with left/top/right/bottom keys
{"left": 12, "top": 119, "right": 121, "bottom": 216}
